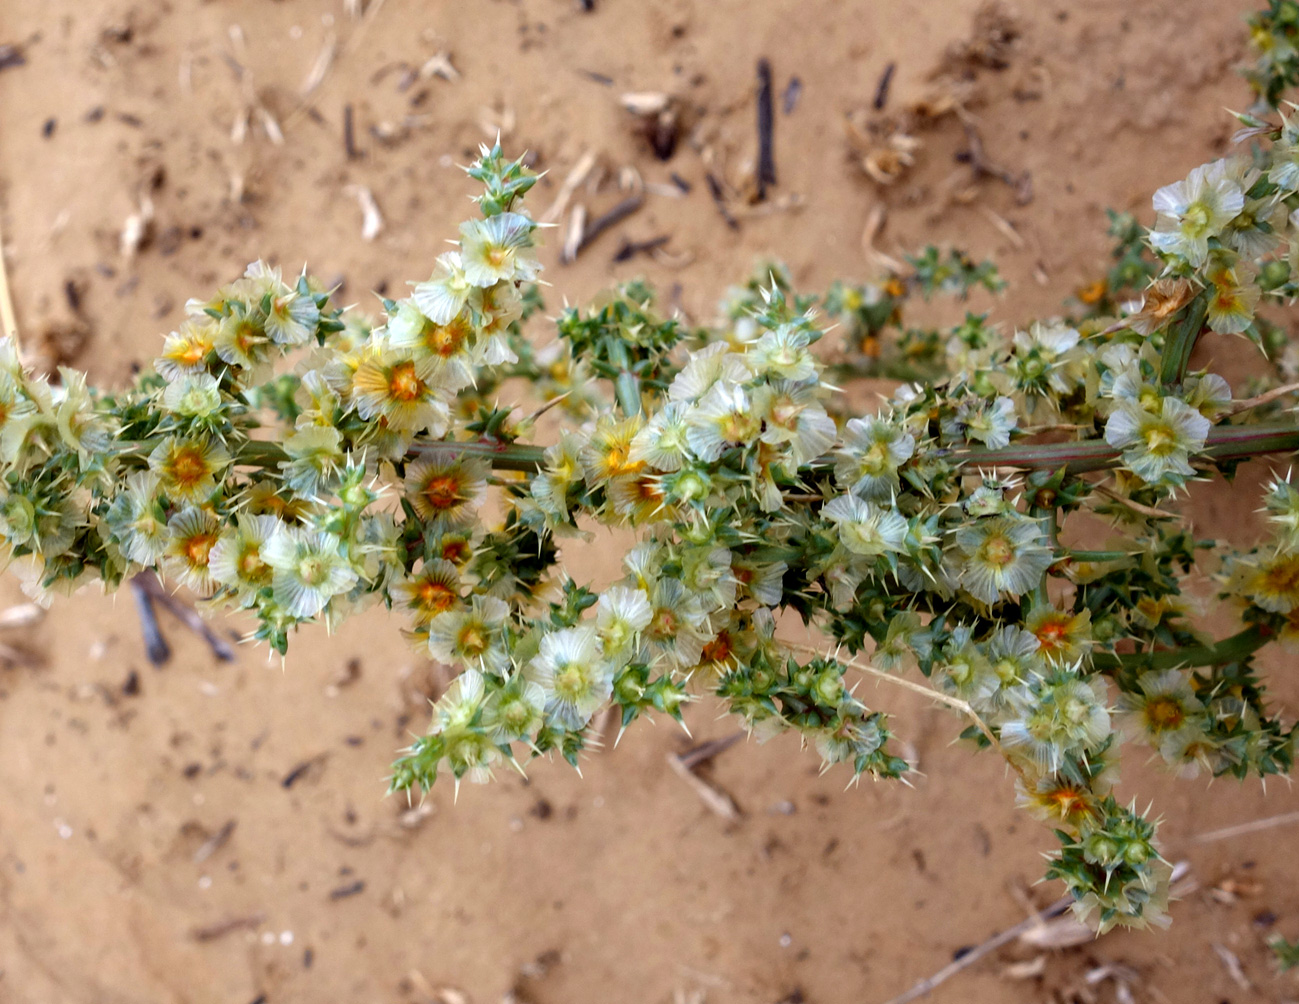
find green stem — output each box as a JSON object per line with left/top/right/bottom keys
{"left": 1158, "top": 292, "right": 1209, "bottom": 386}
{"left": 1091, "top": 624, "right": 1271, "bottom": 672}
{"left": 116, "top": 438, "right": 549, "bottom": 474}
{"left": 113, "top": 417, "right": 1299, "bottom": 481}
{"left": 958, "top": 421, "right": 1299, "bottom": 474}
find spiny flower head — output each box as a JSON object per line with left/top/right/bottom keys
{"left": 956, "top": 514, "right": 1053, "bottom": 605}
{"left": 262, "top": 527, "right": 359, "bottom": 618}
{"left": 822, "top": 494, "right": 908, "bottom": 557}
{"left": 352, "top": 352, "right": 449, "bottom": 436}
{"left": 459, "top": 212, "right": 540, "bottom": 286}
{"left": 428, "top": 594, "right": 510, "bottom": 675}
{"left": 208, "top": 513, "right": 279, "bottom": 605}
{"left": 834, "top": 416, "right": 915, "bottom": 500}
{"left": 148, "top": 436, "right": 231, "bottom": 503}
{"left": 1118, "top": 669, "right": 1205, "bottom": 747}
{"left": 403, "top": 455, "right": 489, "bottom": 528}
{"left": 163, "top": 506, "right": 222, "bottom": 593}
{"left": 396, "top": 558, "right": 463, "bottom": 628}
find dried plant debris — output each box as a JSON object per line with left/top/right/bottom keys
{"left": 944, "top": 1, "right": 1021, "bottom": 74}
{"left": 846, "top": 115, "right": 923, "bottom": 185}
{"left": 0, "top": 44, "right": 26, "bottom": 72}
{"left": 621, "top": 91, "right": 683, "bottom": 160}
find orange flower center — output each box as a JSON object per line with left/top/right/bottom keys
{"left": 441, "top": 539, "right": 471, "bottom": 564}
{"left": 1046, "top": 784, "right": 1085, "bottom": 816}
{"left": 1034, "top": 618, "right": 1071, "bottom": 652}
{"left": 170, "top": 447, "right": 209, "bottom": 486}
{"left": 422, "top": 474, "right": 463, "bottom": 511}
{"left": 1261, "top": 556, "right": 1299, "bottom": 595}
{"left": 388, "top": 361, "right": 424, "bottom": 402}
{"left": 185, "top": 532, "right": 218, "bottom": 567}
{"left": 178, "top": 341, "right": 208, "bottom": 366}
{"left": 701, "top": 632, "right": 732, "bottom": 664}
{"left": 428, "top": 319, "right": 471, "bottom": 357}
{"left": 417, "top": 580, "right": 458, "bottom": 613}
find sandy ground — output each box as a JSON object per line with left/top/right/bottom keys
{"left": 0, "top": 1, "right": 1297, "bottom": 1002}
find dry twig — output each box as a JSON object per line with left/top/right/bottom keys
{"left": 880, "top": 897, "right": 1072, "bottom": 1004}
{"left": 755, "top": 58, "right": 777, "bottom": 200}
{"left": 560, "top": 194, "right": 643, "bottom": 263}
{"left": 1190, "top": 809, "right": 1299, "bottom": 843}
{"left": 666, "top": 752, "right": 740, "bottom": 820}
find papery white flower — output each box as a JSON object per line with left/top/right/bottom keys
{"left": 630, "top": 401, "right": 692, "bottom": 471}
{"left": 668, "top": 342, "right": 751, "bottom": 404}
{"left": 956, "top": 515, "right": 1053, "bottom": 605}
{"left": 596, "top": 585, "right": 653, "bottom": 658}
{"left": 527, "top": 626, "right": 611, "bottom": 729}
{"left": 748, "top": 325, "right": 819, "bottom": 383}
{"left": 262, "top": 527, "right": 358, "bottom": 618}
{"left": 1104, "top": 396, "right": 1209, "bottom": 484}
{"left": 1149, "top": 159, "right": 1246, "bottom": 266}
{"left": 685, "top": 383, "right": 760, "bottom": 461}
{"left": 834, "top": 416, "right": 915, "bottom": 500}
{"left": 459, "top": 212, "right": 540, "bottom": 286}
{"left": 822, "top": 495, "right": 908, "bottom": 557}
{"left": 209, "top": 513, "right": 281, "bottom": 603}
{"left": 412, "top": 251, "right": 474, "bottom": 324}
{"left": 162, "top": 373, "right": 223, "bottom": 418}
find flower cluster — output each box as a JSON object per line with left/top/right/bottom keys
{"left": 6, "top": 67, "right": 1299, "bottom": 938}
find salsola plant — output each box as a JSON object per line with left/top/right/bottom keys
{"left": 5, "top": 15, "right": 1299, "bottom": 938}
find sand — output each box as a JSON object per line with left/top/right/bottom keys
{"left": 0, "top": 1, "right": 1296, "bottom": 1002}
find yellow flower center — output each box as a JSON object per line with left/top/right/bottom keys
{"left": 981, "top": 535, "right": 1015, "bottom": 567}
{"left": 239, "top": 546, "right": 265, "bottom": 578}
{"left": 1260, "top": 555, "right": 1299, "bottom": 597}
{"left": 458, "top": 624, "right": 487, "bottom": 656}
{"left": 554, "top": 664, "right": 586, "bottom": 700}
{"left": 1145, "top": 696, "right": 1185, "bottom": 731}
{"left": 1144, "top": 424, "right": 1176, "bottom": 455}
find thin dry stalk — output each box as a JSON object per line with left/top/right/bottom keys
{"left": 665, "top": 752, "right": 740, "bottom": 820}
{"left": 786, "top": 642, "right": 1019, "bottom": 776}
{"left": 880, "top": 897, "right": 1072, "bottom": 1004}
{"left": 542, "top": 151, "right": 598, "bottom": 224}
{"left": 1227, "top": 380, "right": 1299, "bottom": 416}
{"left": 0, "top": 212, "right": 17, "bottom": 346}
{"left": 1190, "top": 808, "right": 1299, "bottom": 843}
